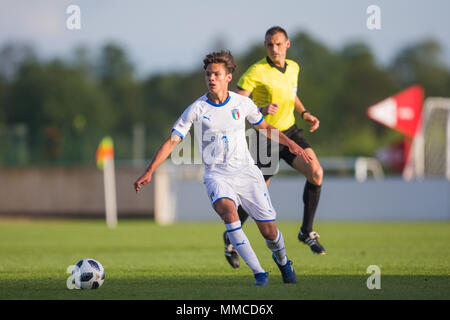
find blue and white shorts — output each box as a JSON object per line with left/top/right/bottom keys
{"left": 204, "top": 165, "right": 276, "bottom": 222}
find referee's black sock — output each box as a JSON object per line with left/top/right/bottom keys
{"left": 301, "top": 180, "right": 322, "bottom": 234}
{"left": 237, "top": 205, "right": 249, "bottom": 225}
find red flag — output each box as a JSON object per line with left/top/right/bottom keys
{"left": 367, "top": 85, "right": 424, "bottom": 137}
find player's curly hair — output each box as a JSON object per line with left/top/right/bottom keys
{"left": 203, "top": 50, "right": 236, "bottom": 74}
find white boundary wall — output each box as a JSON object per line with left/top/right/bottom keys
{"left": 172, "top": 175, "right": 449, "bottom": 221}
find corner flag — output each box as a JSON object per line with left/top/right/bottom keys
{"left": 95, "top": 136, "right": 114, "bottom": 169}
{"left": 96, "top": 136, "right": 117, "bottom": 228}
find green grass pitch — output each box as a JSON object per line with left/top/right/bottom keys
{"left": 0, "top": 219, "right": 448, "bottom": 300}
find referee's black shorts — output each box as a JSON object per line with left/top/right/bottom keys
{"left": 255, "top": 124, "right": 311, "bottom": 180}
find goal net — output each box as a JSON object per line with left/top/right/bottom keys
{"left": 403, "top": 97, "right": 450, "bottom": 180}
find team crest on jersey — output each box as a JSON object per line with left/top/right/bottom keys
{"left": 210, "top": 192, "right": 215, "bottom": 202}
{"left": 231, "top": 109, "right": 240, "bottom": 120}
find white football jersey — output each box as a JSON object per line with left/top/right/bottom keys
{"left": 172, "top": 91, "right": 263, "bottom": 176}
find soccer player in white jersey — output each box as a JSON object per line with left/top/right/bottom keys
{"left": 134, "top": 51, "right": 312, "bottom": 286}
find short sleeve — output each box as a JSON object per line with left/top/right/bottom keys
{"left": 244, "top": 98, "right": 264, "bottom": 126}
{"left": 172, "top": 103, "right": 199, "bottom": 139}
{"left": 237, "top": 64, "right": 260, "bottom": 93}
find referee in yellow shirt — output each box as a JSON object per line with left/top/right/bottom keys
{"left": 223, "top": 26, "right": 325, "bottom": 269}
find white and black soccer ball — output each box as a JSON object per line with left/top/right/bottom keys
{"left": 72, "top": 258, "right": 105, "bottom": 289}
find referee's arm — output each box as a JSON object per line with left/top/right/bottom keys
{"left": 295, "top": 96, "right": 320, "bottom": 133}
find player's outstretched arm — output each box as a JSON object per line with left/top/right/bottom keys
{"left": 254, "top": 120, "right": 312, "bottom": 164}
{"left": 134, "top": 134, "right": 181, "bottom": 193}
{"left": 295, "top": 96, "right": 319, "bottom": 132}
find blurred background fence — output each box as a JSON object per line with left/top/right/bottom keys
{"left": 0, "top": 161, "right": 448, "bottom": 221}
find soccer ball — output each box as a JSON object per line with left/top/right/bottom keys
{"left": 72, "top": 258, "right": 105, "bottom": 289}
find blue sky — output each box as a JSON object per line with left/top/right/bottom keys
{"left": 1, "top": 0, "right": 449, "bottom": 77}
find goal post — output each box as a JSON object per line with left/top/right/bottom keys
{"left": 403, "top": 97, "right": 450, "bottom": 180}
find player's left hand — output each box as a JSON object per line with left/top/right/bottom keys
{"left": 288, "top": 143, "right": 313, "bottom": 164}
{"left": 304, "top": 113, "right": 320, "bottom": 132}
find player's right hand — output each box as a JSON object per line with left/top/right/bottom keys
{"left": 261, "top": 103, "right": 278, "bottom": 115}
{"left": 134, "top": 173, "right": 152, "bottom": 194}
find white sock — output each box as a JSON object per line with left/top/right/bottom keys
{"left": 265, "top": 229, "right": 288, "bottom": 266}
{"left": 225, "top": 221, "right": 265, "bottom": 274}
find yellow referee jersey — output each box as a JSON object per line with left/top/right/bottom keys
{"left": 237, "top": 57, "right": 299, "bottom": 131}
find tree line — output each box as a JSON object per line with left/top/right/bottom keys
{"left": 0, "top": 30, "right": 449, "bottom": 166}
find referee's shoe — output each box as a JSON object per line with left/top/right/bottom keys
{"left": 223, "top": 231, "right": 240, "bottom": 268}
{"left": 298, "top": 230, "right": 326, "bottom": 255}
